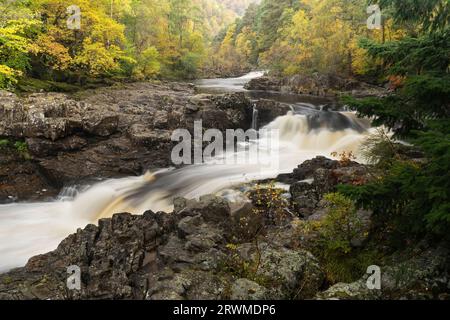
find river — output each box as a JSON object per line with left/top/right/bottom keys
{"left": 0, "top": 72, "right": 375, "bottom": 272}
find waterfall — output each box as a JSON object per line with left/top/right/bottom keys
{"left": 0, "top": 77, "right": 376, "bottom": 272}
{"left": 252, "top": 105, "right": 259, "bottom": 130}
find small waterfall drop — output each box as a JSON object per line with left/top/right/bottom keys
{"left": 252, "top": 105, "right": 259, "bottom": 130}
{"left": 0, "top": 69, "right": 377, "bottom": 272}
{"left": 0, "top": 111, "right": 376, "bottom": 272}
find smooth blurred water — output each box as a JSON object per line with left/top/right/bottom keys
{"left": 0, "top": 72, "right": 376, "bottom": 272}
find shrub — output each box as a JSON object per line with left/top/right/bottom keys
{"left": 133, "top": 47, "right": 161, "bottom": 80}
{"left": 340, "top": 120, "right": 450, "bottom": 245}
{"left": 318, "top": 193, "right": 363, "bottom": 255}
{"left": 13, "top": 140, "right": 30, "bottom": 159}
{"left": 359, "top": 128, "right": 400, "bottom": 169}
{"left": 295, "top": 193, "right": 377, "bottom": 283}
{"left": 249, "top": 182, "right": 290, "bottom": 226}
{"left": 0, "top": 65, "right": 22, "bottom": 89}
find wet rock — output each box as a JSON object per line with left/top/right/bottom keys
{"left": 290, "top": 182, "right": 319, "bottom": 217}
{"left": 82, "top": 114, "right": 119, "bottom": 137}
{"left": 127, "top": 124, "right": 172, "bottom": 148}
{"left": 253, "top": 99, "right": 291, "bottom": 125}
{"left": 292, "top": 156, "right": 340, "bottom": 181}
{"left": 26, "top": 136, "right": 87, "bottom": 157}
{"left": 0, "top": 83, "right": 253, "bottom": 199}
{"left": 244, "top": 77, "right": 281, "bottom": 92}
{"left": 279, "top": 157, "right": 370, "bottom": 219}
{"left": 176, "top": 195, "right": 231, "bottom": 228}
{"left": 210, "top": 93, "right": 253, "bottom": 129}
{"left": 313, "top": 168, "right": 336, "bottom": 195}
{"left": 245, "top": 74, "right": 387, "bottom": 98}
{"left": 0, "top": 150, "right": 58, "bottom": 202}
{"left": 0, "top": 195, "right": 325, "bottom": 300}
{"left": 177, "top": 215, "right": 203, "bottom": 238}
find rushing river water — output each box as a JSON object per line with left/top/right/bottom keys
{"left": 0, "top": 72, "right": 375, "bottom": 272}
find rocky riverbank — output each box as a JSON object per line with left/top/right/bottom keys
{"left": 0, "top": 82, "right": 261, "bottom": 202}
{"left": 1, "top": 156, "right": 448, "bottom": 300}
{"left": 245, "top": 73, "right": 387, "bottom": 98}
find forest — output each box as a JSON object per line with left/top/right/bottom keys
{"left": 211, "top": 0, "right": 450, "bottom": 246}
{"left": 0, "top": 0, "right": 449, "bottom": 302}
{"left": 2, "top": 0, "right": 447, "bottom": 87}
{"left": 0, "top": 0, "right": 257, "bottom": 89}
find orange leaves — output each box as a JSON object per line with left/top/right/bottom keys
{"left": 30, "top": 34, "right": 72, "bottom": 71}
{"left": 387, "top": 75, "right": 406, "bottom": 90}
{"left": 331, "top": 151, "right": 357, "bottom": 166}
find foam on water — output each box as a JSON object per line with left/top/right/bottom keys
{"left": 0, "top": 74, "right": 375, "bottom": 272}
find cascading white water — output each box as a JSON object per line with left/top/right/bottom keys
{"left": 252, "top": 105, "right": 259, "bottom": 130}
{"left": 195, "top": 71, "right": 266, "bottom": 92}
{"left": 0, "top": 111, "right": 375, "bottom": 272}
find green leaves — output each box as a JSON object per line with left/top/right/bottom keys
{"left": 374, "top": 0, "right": 449, "bottom": 32}
{"left": 359, "top": 28, "right": 450, "bottom": 75}
{"left": 339, "top": 120, "right": 450, "bottom": 244}
{"left": 0, "top": 19, "right": 42, "bottom": 77}
{"left": 344, "top": 73, "right": 450, "bottom": 138}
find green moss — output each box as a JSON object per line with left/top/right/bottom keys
{"left": 217, "top": 244, "right": 277, "bottom": 290}
{"left": 0, "top": 139, "right": 31, "bottom": 160}
{"left": 0, "top": 139, "right": 10, "bottom": 148}
{"left": 13, "top": 141, "right": 30, "bottom": 160}
{"left": 321, "top": 248, "right": 382, "bottom": 284}
{"left": 16, "top": 78, "right": 81, "bottom": 94}
{"left": 2, "top": 276, "right": 13, "bottom": 285}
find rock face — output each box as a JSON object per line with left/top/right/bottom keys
{"left": 317, "top": 246, "right": 450, "bottom": 300}
{"left": 277, "top": 156, "right": 369, "bottom": 218}
{"left": 0, "top": 155, "right": 448, "bottom": 300}
{"left": 253, "top": 99, "right": 291, "bottom": 126}
{"left": 0, "top": 195, "right": 324, "bottom": 300}
{"left": 0, "top": 84, "right": 253, "bottom": 201}
{"left": 245, "top": 74, "right": 387, "bottom": 98}
{"left": 0, "top": 150, "right": 57, "bottom": 202}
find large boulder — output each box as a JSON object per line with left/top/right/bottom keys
{"left": 253, "top": 99, "right": 291, "bottom": 126}
{"left": 279, "top": 157, "right": 370, "bottom": 219}
{"left": 256, "top": 246, "right": 324, "bottom": 299}
{"left": 244, "top": 77, "right": 281, "bottom": 92}
{"left": 230, "top": 278, "right": 268, "bottom": 300}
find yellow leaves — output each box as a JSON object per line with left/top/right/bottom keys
{"left": 0, "top": 64, "right": 22, "bottom": 78}
{"left": 294, "top": 219, "right": 323, "bottom": 237}
{"left": 37, "top": 0, "right": 127, "bottom": 47}
{"left": 235, "top": 26, "right": 256, "bottom": 59}
{"left": 73, "top": 38, "right": 124, "bottom": 76}
{"left": 0, "top": 19, "right": 40, "bottom": 53}
{"left": 331, "top": 150, "right": 357, "bottom": 166}
{"left": 226, "top": 243, "right": 238, "bottom": 251}
{"left": 89, "top": 17, "right": 126, "bottom": 47}
{"left": 289, "top": 10, "right": 309, "bottom": 39}
{"left": 30, "top": 34, "right": 72, "bottom": 71}
{"left": 132, "top": 46, "right": 161, "bottom": 80}
{"left": 221, "top": 24, "right": 237, "bottom": 50}
{"left": 0, "top": 64, "right": 22, "bottom": 88}
{"left": 252, "top": 0, "right": 395, "bottom": 76}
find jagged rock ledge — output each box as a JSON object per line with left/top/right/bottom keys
{"left": 245, "top": 74, "right": 388, "bottom": 98}
{"left": 0, "top": 83, "right": 257, "bottom": 202}
{"left": 1, "top": 157, "right": 448, "bottom": 300}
